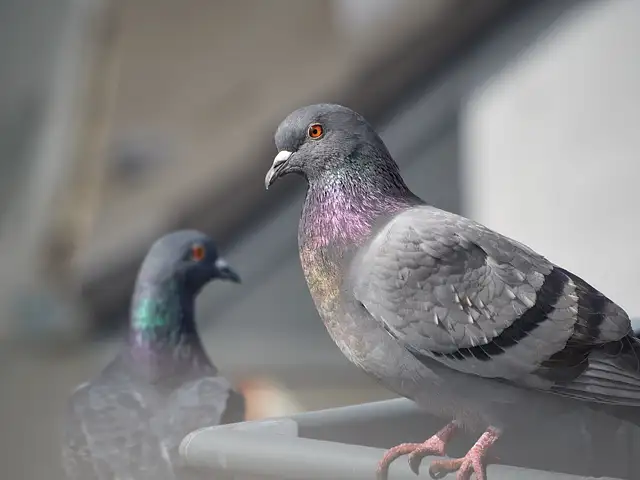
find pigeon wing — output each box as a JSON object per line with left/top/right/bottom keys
{"left": 61, "top": 383, "right": 102, "bottom": 480}
{"left": 353, "top": 205, "right": 634, "bottom": 391}
{"left": 160, "top": 375, "right": 240, "bottom": 454}
{"left": 63, "top": 377, "right": 177, "bottom": 480}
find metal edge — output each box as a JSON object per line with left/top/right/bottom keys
{"left": 180, "top": 425, "right": 619, "bottom": 480}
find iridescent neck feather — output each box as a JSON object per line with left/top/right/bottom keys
{"left": 300, "top": 165, "right": 418, "bottom": 249}
{"left": 129, "top": 278, "right": 198, "bottom": 347}
{"left": 122, "top": 268, "right": 216, "bottom": 380}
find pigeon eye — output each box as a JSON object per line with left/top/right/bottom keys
{"left": 190, "top": 244, "right": 206, "bottom": 261}
{"left": 308, "top": 123, "right": 324, "bottom": 139}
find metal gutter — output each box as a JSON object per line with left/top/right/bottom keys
{"left": 180, "top": 398, "right": 624, "bottom": 480}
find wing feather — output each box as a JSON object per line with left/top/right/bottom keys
{"left": 353, "top": 205, "right": 639, "bottom": 405}
{"left": 62, "top": 374, "right": 177, "bottom": 480}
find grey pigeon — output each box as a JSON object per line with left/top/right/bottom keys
{"left": 265, "top": 104, "right": 640, "bottom": 480}
{"left": 61, "top": 230, "right": 244, "bottom": 480}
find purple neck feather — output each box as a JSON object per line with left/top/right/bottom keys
{"left": 300, "top": 167, "right": 417, "bottom": 249}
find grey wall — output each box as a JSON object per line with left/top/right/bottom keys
{"left": 463, "top": 0, "right": 640, "bottom": 316}
{"left": 0, "top": 0, "right": 70, "bottom": 226}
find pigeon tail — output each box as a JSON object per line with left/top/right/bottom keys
{"left": 551, "top": 335, "right": 640, "bottom": 407}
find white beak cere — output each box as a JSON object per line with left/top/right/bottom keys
{"left": 265, "top": 150, "right": 293, "bottom": 189}
{"left": 273, "top": 150, "right": 292, "bottom": 166}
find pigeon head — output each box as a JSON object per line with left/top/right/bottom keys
{"left": 130, "top": 230, "right": 240, "bottom": 337}
{"left": 265, "top": 104, "right": 400, "bottom": 189}
{"left": 136, "top": 230, "right": 240, "bottom": 295}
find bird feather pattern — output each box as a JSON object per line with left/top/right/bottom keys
{"left": 352, "top": 205, "right": 639, "bottom": 403}
{"left": 62, "top": 362, "right": 240, "bottom": 480}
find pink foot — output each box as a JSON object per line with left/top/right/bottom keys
{"left": 375, "top": 421, "right": 459, "bottom": 480}
{"left": 428, "top": 427, "right": 500, "bottom": 480}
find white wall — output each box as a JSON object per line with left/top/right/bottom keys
{"left": 462, "top": 0, "right": 640, "bottom": 315}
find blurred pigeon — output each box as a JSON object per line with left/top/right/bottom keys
{"left": 265, "top": 104, "right": 640, "bottom": 480}
{"left": 61, "top": 230, "right": 244, "bottom": 480}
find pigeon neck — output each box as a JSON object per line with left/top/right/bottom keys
{"left": 127, "top": 280, "right": 214, "bottom": 378}
{"left": 301, "top": 166, "right": 415, "bottom": 249}
{"left": 129, "top": 279, "right": 199, "bottom": 348}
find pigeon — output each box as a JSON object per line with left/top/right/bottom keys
{"left": 61, "top": 230, "right": 245, "bottom": 480}
{"left": 265, "top": 104, "right": 640, "bottom": 480}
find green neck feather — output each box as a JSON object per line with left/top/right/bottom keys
{"left": 130, "top": 280, "right": 195, "bottom": 343}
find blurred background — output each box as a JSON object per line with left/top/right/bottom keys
{"left": 1, "top": 0, "right": 639, "bottom": 478}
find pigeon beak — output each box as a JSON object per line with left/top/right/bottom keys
{"left": 265, "top": 150, "right": 292, "bottom": 189}
{"left": 214, "top": 257, "right": 241, "bottom": 283}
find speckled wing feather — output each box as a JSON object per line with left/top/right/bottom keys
{"left": 158, "top": 376, "right": 239, "bottom": 455}
{"left": 62, "top": 368, "right": 245, "bottom": 480}
{"left": 161, "top": 377, "right": 245, "bottom": 480}
{"left": 61, "top": 386, "right": 101, "bottom": 480}
{"left": 62, "top": 376, "right": 177, "bottom": 480}
{"left": 352, "top": 205, "right": 640, "bottom": 404}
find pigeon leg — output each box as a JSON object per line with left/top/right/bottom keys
{"left": 427, "top": 426, "right": 500, "bottom": 480}
{"left": 376, "top": 421, "right": 459, "bottom": 480}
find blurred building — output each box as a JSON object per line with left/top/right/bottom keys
{"left": 1, "top": 0, "right": 639, "bottom": 479}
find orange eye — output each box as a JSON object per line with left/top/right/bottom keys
{"left": 308, "top": 123, "right": 324, "bottom": 139}
{"left": 190, "top": 244, "right": 206, "bottom": 261}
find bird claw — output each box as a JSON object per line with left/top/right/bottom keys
{"left": 376, "top": 422, "right": 458, "bottom": 480}
{"left": 428, "top": 457, "right": 463, "bottom": 479}
{"left": 376, "top": 442, "right": 432, "bottom": 480}
{"left": 428, "top": 456, "right": 484, "bottom": 480}
{"left": 428, "top": 427, "right": 500, "bottom": 480}
{"left": 407, "top": 439, "right": 446, "bottom": 475}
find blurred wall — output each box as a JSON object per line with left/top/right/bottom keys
{"left": 0, "top": 0, "right": 66, "bottom": 224}
{"left": 0, "top": 0, "right": 73, "bottom": 339}
{"left": 462, "top": 0, "right": 640, "bottom": 315}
